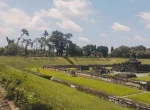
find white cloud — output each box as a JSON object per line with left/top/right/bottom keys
{"left": 0, "top": 27, "right": 14, "bottom": 37}
{"left": 0, "top": 0, "right": 95, "bottom": 45}
{"left": 35, "top": 0, "right": 95, "bottom": 21}
{"left": 100, "top": 34, "right": 106, "bottom": 37}
{"left": 0, "top": 1, "right": 8, "bottom": 8}
{"left": 133, "top": 35, "right": 148, "bottom": 42}
{"left": 78, "top": 37, "right": 90, "bottom": 42}
{"left": 34, "top": 0, "right": 96, "bottom": 32}
{"left": 27, "top": 16, "right": 49, "bottom": 30}
{"left": 0, "top": 8, "right": 31, "bottom": 28}
{"left": 0, "top": 7, "right": 50, "bottom": 31}
{"left": 136, "top": 12, "right": 150, "bottom": 29}
{"left": 56, "top": 20, "right": 83, "bottom": 32}
{"left": 111, "top": 23, "right": 131, "bottom": 32}
{"left": 52, "top": 0, "right": 93, "bottom": 20}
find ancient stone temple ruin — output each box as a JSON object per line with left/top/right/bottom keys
{"left": 112, "top": 58, "right": 150, "bottom": 73}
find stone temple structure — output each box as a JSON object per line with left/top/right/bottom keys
{"left": 112, "top": 58, "right": 150, "bottom": 73}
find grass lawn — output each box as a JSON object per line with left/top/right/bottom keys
{"left": 0, "top": 64, "right": 132, "bottom": 110}
{"left": 129, "top": 93, "right": 150, "bottom": 104}
{"left": 28, "top": 68, "right": 141, "bottom": 96}
{"left": 0, "top": 56, "right": 70, "bottom": 68}
{"left": 132, "top": 76, "right": 150, "bottom": 82}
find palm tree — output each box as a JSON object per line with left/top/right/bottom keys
{"left": 21, "top": 38, "right": 33, "bottom": 55}
{"left": 43, "top": 30, "right": 49, "bottom": 38}
{"left": 41, "top": 30, "right": 49, "bottom": 54}
{"left": 17, "top": 29, "right": 29, "bottom": 44}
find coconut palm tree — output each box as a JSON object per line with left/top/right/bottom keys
{"left": 17, "top": 29, "right": 29, "bottom": 44}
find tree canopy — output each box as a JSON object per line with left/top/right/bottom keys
{"left": 0, "top": 29, "right": 150, "bottom": 58}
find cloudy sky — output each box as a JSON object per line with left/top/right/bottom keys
{"left": 0, "top": 0, "right": 150, "bottom": 49}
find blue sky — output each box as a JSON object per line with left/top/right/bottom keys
{"left": 0, "top": 0, "right": 150, "bottom": 49}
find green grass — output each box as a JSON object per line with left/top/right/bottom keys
{"left": 0, "top": 56, "right": 70, "bottom": 68}
{"left": 67, "top": 68, "right": 76, "bottom": 71}
{"left": 0, "top": 64, "right": 132, "bottom": 110}
{"left": 129, "top": 93, "right": 150, "bottom": 104}
{"left": 132, "top": 76, "right": 150, "bottom": 82}
{"left": 1, "top": 56, "right": 150, "bottom": 68}
{"left": 69, "top": 58, "right": 128, "bottom": 65}
{"left": 106, "top": 67, "right": 112, "bottom": 69}
{"left": 69, "top": 57, "right": 150, "bottom": 65}
{"left": 108, "top": 73, "right": 117, "bottom": 77}
{"left": 28, "top": 68, "right": 141, "bottom": 96}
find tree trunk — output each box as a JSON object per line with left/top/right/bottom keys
{"left": 25, "top": 44, "right": 28, "bottom": 55}
{"left": 48, "top": 46, "right": 51, "bottom": 55}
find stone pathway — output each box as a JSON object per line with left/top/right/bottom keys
{"left": 0, "top": 92, "right": 11, "bottom": 110}
{"left": 0, "top": 86, "right": 19, "bottom": 110}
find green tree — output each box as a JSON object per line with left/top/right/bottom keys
{"left": 112, "top": 46, "right": 131, "bottom": 58}
{"left": 0, "top": 47, "right": 5, "bottom": 55}
{"left": 6, "top": 43, "right": 18, "bottom": 55}
{"left": 50, "top": 30, "right": 72, "bottom": 56}
{"left": 17, "top": 29, "right": 29, "bottom": 44}
{"left": 97, "top": 46, "right": 108, "bottom": 57}
{"left": 111, "top": 46, "right": 114, "bottom": 53}
{"left": 6, "top": 37, "right": 14, "bottom": 46}
{"left": 21, "top": 39, "right": 33, "bottom": 55}
{"left": 82, "top": 44, "right": 96, "bottom": 56}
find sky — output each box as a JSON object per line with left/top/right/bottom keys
{"left": 0, "top": 0, "right": 150, "bottom": 49}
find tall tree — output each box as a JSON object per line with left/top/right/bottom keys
{"left": 43, "top": 30, "right": 49, "bottom": 38}
{"left": 82, "top": 44, "right": 96, "bottom": 56}
{"left": 50, "top": 30, "right": 72, "bottom": 56}
{"left": 97, "top": 46, "right": 108, "bottom": 57}
{"left": 17, "top": 29, "right": 29, "bottom": 44}
{"left": 111, "top": 46, "right": 114, "bottom": 53}
{"left": 21, "top": 39, "right": 33, "bottom": 55}
{"left": 111, "top": 46, "right": 131, "bottom": 58}
{"left": 6, "top": 43, "right": 18, "bottom": 55}
{"left": 6, "top": 37, "right": 14, "bottom": 45}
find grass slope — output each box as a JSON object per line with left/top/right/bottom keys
{"left": 129, "top": 93, "right": 150, "bottom": 104}
{"left": 0, "top": 56, "right": 70, "bottom": 68}
{"left": 132, "top": 76, "right": 150, "bottom": 82}
{"left": 1, "top": 56, "right": 150, "bottom": 68}
{"left": 29, "top": 68, "right": 141, "bottom": 96}
{"left": 69, "top": 57, "right": 150, "bottom": 65}
{"left": 0, "top": 64, "right": 131, "bottom": 110}
{"left": 69, "top": 58, "right": 128, "bottom": 65}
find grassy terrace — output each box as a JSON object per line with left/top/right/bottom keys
{"left": 132, "top": 76, "right": 150, "bottom": 82}
{"left": 28, "top": 68, "right": 141, "bottom": 96}
{"left": 129, "top": 93, "right": 150, "bottom": 104}
{"left": 0, "top": 64, "right": 132, "bottom": 110}
{"left": 1, "top": 56, "right": 150, "bottom": 69}
{"left": 68, "top": 57, "right": 128, "bottom": 65}
{"left": 69, "top": 57, "right": 150, "bottom": 65}
{"left": 108, "top": 73, "right": 117, "bottom": 77}
{"left": 0, "top": 56, "right": 70, "bottom": 68}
